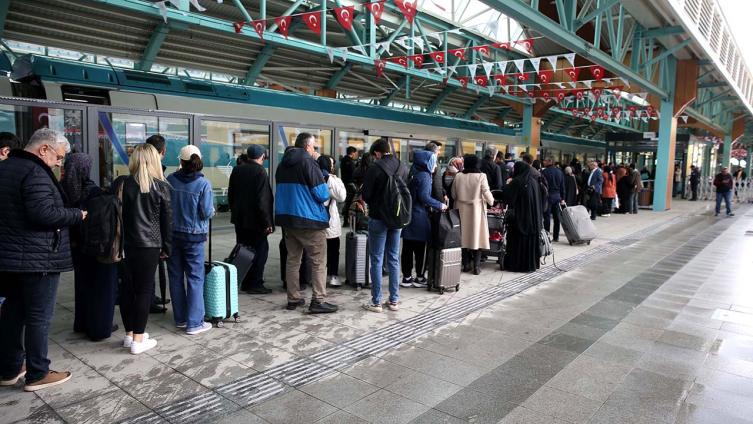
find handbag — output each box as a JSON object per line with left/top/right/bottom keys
{"left": 539, "top": 229, "right": 553, "bottom": 264}
{"left": 431, "top": 208, "right": 461, "bottom": 249}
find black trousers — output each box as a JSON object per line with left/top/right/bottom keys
{"left": 601, "top": 198, "right": 614, "bottom": 215}
{"left": 119, "top": 247, "right": 160, "bottom": 334}
{"left": 691, "top": 183, "right": 698, "bottom": 200}
{"left": 235, "top": 227, "right": 270, "bottom": 290}
{"left": 326, "top": 237, "right": 340, "bottom": 276}
{"left": 462, "top": 249, "right": 482, "bottom": 268}
{"left": 73, "top": 246, "right": 118, "bottom": 341}
{"left": 401, "top": 239, "right": 426, "bottom": 277}
{"left": 543, "top": 198, "right": 561, "bottom": 240}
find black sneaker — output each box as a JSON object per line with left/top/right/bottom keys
{"left": 149, "top": 303, "right": 167, "bottom": 314}
{"left": 243, "top": 286, "right": 273, "bottom": 295}
{"left": 728, "top": 213, "right": 735, "bottom": 217}
{"left": 285, "top": 298, "right": 306, "bottom": 310}
{"left": 300, "top": 284, "right": 308, "bottom": 292}
{"left": 309, "top": 301, "right": 338, "bottom": 314}
{"left": 153, "top": 296, "right": 171, "bottom": 305}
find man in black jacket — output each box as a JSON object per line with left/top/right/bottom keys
{"left": 481, "top": 146, "right": 503, "bottom": 190}
{"left": 340, "top": 146, "right": 358, "bottom": 218}
{"left": 689, "top": 165, "right": 700, "bottom": 201}
{"left": 541, "top": 156, "right": 567, "bottom": 242}
{"left": 229, "top": 145, "right": 274, "bottom": 294}
{"left": 0, "top": 128, "right": 85, "bottom": 392}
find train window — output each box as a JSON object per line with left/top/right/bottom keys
{"left": 61, "top": 86, "right": 110, "bottom": 105}
{"left": 201, "top": 120, "right": 270, "bottom": 211}
{"left": 337, "top": 131, "right": 381, "bottom": 178}
{"left": 0, "top": 104, "right": 83, "bottom": 179}
{"left": 96, "top": 112, "right": 189, "bottom": 188}
{"left": 278, "top": 126, "right": 332, "bottom": 163}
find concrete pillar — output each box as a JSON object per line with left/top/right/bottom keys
{"left": 722, "top": 133, "right": 732, "bottom": 171}
{"left": 653, "top": 96, "right": 677, "bottom": 211}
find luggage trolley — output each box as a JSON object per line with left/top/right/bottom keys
{"left": 481, "top": 190, "right": 506, "bottom": 270}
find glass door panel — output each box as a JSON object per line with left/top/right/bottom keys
{"left": 337, "top": 131, "right": 380, "bottom": 177}
{"left": 278, "top": 126, "right": 332, "bottom": 163}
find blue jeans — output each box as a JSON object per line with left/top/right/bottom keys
{"left": 716, "top": 191, "right": 732, "bottom": 215}
{"left": 630, "top": 193, "right": 639, "bottom": 213}
{"left": 368, "top": 218, "right": 401, "bottom": 304}
{"left": 0, "top": 273, "right": 59, "bottom": 384}
{"left": 167, "top": 239, "right": 206, "bottom": 332}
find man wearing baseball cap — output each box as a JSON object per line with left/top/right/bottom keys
{"left": 228, "top": 144, "right": 275, "bottom": 294}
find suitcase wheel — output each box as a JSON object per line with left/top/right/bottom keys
{"left": 587, "top": 241, "right": 591, "bottom": 245}
{"left": 569, "top": 240, "right": 573, "bottom": 246}
{"left": 438, "top": 287, "right": 445, "bottom": 295}
{"left": 234, "top": 314, "right": 242, "bottom": 323}
{"left": 356, "top": 283, "right": 362, "bottom": 291}
{"left": 455, "top": 284, "right": 460, "bottom": 292}
{"left": 427, "top": 284, "right": 432, "bottom": 292}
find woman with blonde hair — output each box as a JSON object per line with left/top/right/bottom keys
{"left": 113, "top": 143, "right": 173, "bottom": 354}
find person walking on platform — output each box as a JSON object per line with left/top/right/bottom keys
{"left": 340, "top": 146, "right": 358, "bottom": 219}
{"left": 628, "top": 164, "right": 642, "bottom": 214}
{"left": 452, "top": 154, "right": 493, "bottom": 274}
{"left": 542, "top": 156, "right": 566, "bottom": 242}
{"left": 616, "top": 166, "right": 631, "bottom": 214}
{"left": 114, "top": 143, "right": 172, "bottom": 355}
{"left": 563, "top": 166, "right": 578, "bottom": 208}
{"left": 714, "top": 167, "right": 735, "bottom": 217}
{"left": 62, "top": 153, "right": 119, "bottom": 342}
{"left": 275, "top": 133, "right": 338, "bottom": 314}
{"left": 481, "top": 146, "right": 503, "bottom": 190}
{"left": 601, "top": 165, "right": 616, "bottom": 217}
{"left": 690, "top": 165, "right": 700, "bottom": 201}
{"left": 586, "top": 161, "right": 603, "bottom": 221}
{"left": 401, "top": 150, "right": 446, "bottom": 287}
{"left": 362, "top": 139, "right": 409, "bottom": 313}
{"left": 0, "top": 129, "right": 85, "bottom": 391}
{"left": 166, "top": 146, "right": 214, "bottom": 335}
{"left": 229, "top": 145, "right": 274, "bottom": 294}
{"left": 503, "top": 161, "right": 542, "bottom": 273}
{"left": 316, "top": 155, "right": 346, "bottom": 287}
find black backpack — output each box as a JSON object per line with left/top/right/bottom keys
{"left": 81, "top": 184, "right": 124, "bottom": 264}
{"left": 538, "top": 173, "right": 549, "bottom": 205}
{"left": 374, "top": 160, "right": 412, "bottom": 230}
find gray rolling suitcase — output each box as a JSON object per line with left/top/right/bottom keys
{"left": 426, "top": 247, "right": 462, "bottom": 295}
{"left": 559, "top": 205, "right": 598, "bottom": 245}
{"left": 345, "top": 218, "right": 369, "bottom": 291}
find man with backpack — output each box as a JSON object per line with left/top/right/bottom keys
{"left": 362, "top": 139, "right": 410, "bottom": 313}
{"left": 275, "top": 133, "right": 338, "bottom": 314}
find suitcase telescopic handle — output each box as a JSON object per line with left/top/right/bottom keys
{"left": 208, "top": 219, "right": 212, "bottom": 263}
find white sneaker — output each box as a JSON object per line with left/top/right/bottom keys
{"left": 176, "top": 324, "right": 187, "bottom": 329}
{"left": 362, "top": 302, "right": 383, "bottom": 313}
{"left": 186, "top": 322, "right": 212, "bottom": 335}
{"left": 400, "top": 277, "right": 414, "bottom": 288}
{"left": 329, "top": 276, "right": 343, "bottom": 287}
{"left": 130, "top": 337, "right": 158, "bottom": 355}
{"left": 604, "top": 214, "right": 611, "bottom": 217}
{"left": 123, "top": 333, "right": 149, "bottom": 348}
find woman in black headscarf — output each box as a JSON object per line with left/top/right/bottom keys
{"left": 503, "top": 161, "right": 542, "bottom": 273}
{"left": 61, "top": 153, "right": 119, "bottom": 341}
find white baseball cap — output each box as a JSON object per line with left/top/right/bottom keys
{"left": 178, "top": 145, "right": 202, "bottom": 161}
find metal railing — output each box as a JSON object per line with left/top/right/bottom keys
{"left": 684, "top": 176, "right": 753, "bottom": 202}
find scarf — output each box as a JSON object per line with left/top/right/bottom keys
{"left": 461, "top": 154, "right": 482, "bottom": 174}
{"left": 61, "top": 153, "right": 96, "bottom": 207}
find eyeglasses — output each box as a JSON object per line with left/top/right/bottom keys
{"left": 45, "top": 145, "right": 65, "bottom": 161}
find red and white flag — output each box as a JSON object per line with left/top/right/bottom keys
{"left": 537, "top": 70, "right": 554, "bottom": 84}
{"left": 571, "top": 108, "right": 580, "bottom": 118}
{"left": 448, "top": 48, "right": 467, "bottom": 61}
{"left": 474, "top": 76, "right": 488, "bottom": 87}
{"left": 456, "top": 76, "right": 469, "bottom": 89}
{"left": 365, "top": 1, "right": 385, "bottom": 25}
{"left": 591, "top": 87, "right": 603, "bottom": 99}
{"left": 584, "top": 107, "right": 592, "bottom": 115}
{"left": 491, "top": 42, "right": 510, "bottom": 50}
{"left": 590, "top": 115, "right": 598, "bottom": 123}
{"left": 514, "top": 38, "right": 534, "bottom": 54}
{"left": 393, "top": 0, "right": 417, "bottom": 25}
{"left": 610, "top": 86, "right": 623, "bottom": 99}
{"left": 564, "top": 68, "right": 580, "bottom": 82}
{"left": 645, "top": 105, "right": 655, "bottom": 115}
{"left": 233, "top": 22, "right": 245, "bottom": 34}
{"left": 374, "top": 59, "right": 387, "bottom": 77}
{"left": 493, "top": 74, "right": 507, "bottom": 86}
{"left": 514, "top": 72, "right": 530, "bottom": 82}
{"left": 252, "top": 20, "right": 265, "bottom": 41}
{"left": 408, "top": 54, "right": 424, "bottom": 67}
{"left": 302, "top": 12, "right": 321, "bottom": 35}
{"left": 590, "top": 65, "right": 605, "bottom": 82}
{"left": 391, "top": 56, "right": 409, "bottom": 69}
{"left": 554, "top": 90, "right": 567, "bottom": 103}
{"left": 275, "top": 16, "right": 292, "bottom": 40}
{"left": 334, "top": 6, "right": 355, "bottom": 31}
{"left": 470, "top": 45, "right": 490, "bottom": 56}
{"left": 429, "top": 51, "right": 445, "bottom": 63}
{"left": 540, "top": 91, "right": 551, "bottom": 102}
{"left": 573, "top": 89, "right": 587, "bottom": 101}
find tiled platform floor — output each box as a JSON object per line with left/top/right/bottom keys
{"left": 3, "top": 199, "right": 753, "bottom": 423}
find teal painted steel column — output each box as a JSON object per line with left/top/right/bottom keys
{"left": 0, "top": 0, "right": 9, "bottom": 38}
{"left": 722, "top": 133, "right": 732, "bottom": 170}
{"left": 653, "top": 57, "right": 677, "bottom": 211}
{"left": 521, "top": 103, "right": 535, "bottom": 147}
{"left": 746, "top": 148, "right": 752, "bottom": 177}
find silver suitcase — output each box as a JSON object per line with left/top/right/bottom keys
{"left": 345, "top": 219, "right": 369, "bottom": 291}
{"left": 427, "top": 247, "right": 462, "bottom": 295}
{"left": 559, "top": 205, "right": 598, "bottom": 245}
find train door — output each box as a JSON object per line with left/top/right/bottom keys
{"left": 460, "top": 140, "right": 485, "bottom": 157}
{"left": 88, "top": 107, "right": 192, "bottom": 189}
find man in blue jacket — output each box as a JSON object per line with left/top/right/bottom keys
{"left": 275, "top": 133, "right": 338, "bottom": 314}
{"left": 586, "top": 161, "right": 604, "bottom": 220}
{"left": 541, "top": 156, "right": 567, "bottom": 242}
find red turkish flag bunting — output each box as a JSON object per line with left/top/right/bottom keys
{"left": 591, "top": 87, "right": 603, "bottom": 99}
{"left": 645, "top": 105, "right": 655, "bottom": 115}
{"left": 554, "top": 90, "right": 567, "bottom": 103}
{"left": 526, "top": 90, "right": 535, "bottom": 99}
{"left": 627, "top": 105, "right": 638, "bottom": 114}
{"left": 365, "top": 1, "right": 385, "bottom": 25}
{"left": 540, "top": 91, "right": 551, "bottom": 102}
{"left": 474, "top": 76, "right": 488, "bottom": 87}
{"left": 590, "top": 65, "right": 605, "bottom": 82}
{"left": 429, "top": 52, "right": 445, "bottom": 63}
{"left": 514, "top": 72, "right": 529, "bottom": 82}
{"left": 514, "top": 38, "right": 534, "bottom": 54}
{"left": 583, "top": 107, "right": 592, "bottom": 114}
{"left": 408, "top": 54, "right": 424, "bottom": 67}
{"left": 493, "top": 75, "right": 506, "bottom": 86}
{"left": 443, "top": 78, "right": 448, "bottom": 86}
{"left": 302, "top": 12, "right": 321, "bottom": 35}
{"left": 610, "top": 86, "right": 623, "bottom": 99}
{"left": 448, "top": 48, "right": 467, "bottom": 61}
{"left": 491, "top": 42, "right": 510, "bottom": 50}
{"left": 275, "top": 16, "right": 292, "bottom": 39}
{"left": 391, "top": 56, "right": 409, "bottom": 69}
{"left": 573, "top": 89, "right": 587, "bottom": 101}
{"left": 611, "top": 106, "right": 621, "bottom": 116}
{"left": 335, "top": 6, "right": 355, "bottom": 31}
{"left": 393, "top": 0, "right": 417, "bottom": 25}
{"left": 374, "top": 59, "right": 387, "bottom": 78}
{"left": 233, "top": 22, "right": 244, "bottom": 34}
{"left": 470, "top": 45, "right": 490, "bottom": 56}
{"left": 564, "top": 68, "right": 580, "bottom": 82}
{"left": 570, "top": 108, "right": 580, "bottom": 118}
{"left": 590, "top": 115, "right": 598, "bottom": 122}
{"left": 537, "top": 70, "right": 554, "bottom": 84}
{"left": 595, "top": 107, "right": 605, "bottom": 116}
{"left": 456, "top": 77, "right": 469, "bottom": 89}
{"left": 252, "top": 20, "right": 265, "bottom": 41}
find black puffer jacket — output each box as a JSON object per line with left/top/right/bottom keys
{"left": 0, "top": 150, "right": 82, "bottom": 273}
{"left": 112, "top": 175, "right": 173, "bottom": 256}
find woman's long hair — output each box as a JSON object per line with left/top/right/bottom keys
{"left": 129, "top": 143, "right": 164, "bottom": 193}
{"left": 604, "top": 165, "right": 614, "bottom": 183}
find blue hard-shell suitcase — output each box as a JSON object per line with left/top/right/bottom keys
{"left": 204, "top": 220, "right": 241, "bottom": 327}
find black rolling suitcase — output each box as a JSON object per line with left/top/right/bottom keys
{"left": 225, "top": 244, "right": 256, "bottom": 290}
{"left": 427, "top": 209, "right": 462, "bottom": 294}
{"left": 345, "top": 217, "right": 369, "bottom": 291}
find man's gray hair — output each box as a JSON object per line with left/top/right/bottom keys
{"left": 485, "top": 145, "right": 498, "bottom": 159}
{"left": 424, "top": 142, "right": 439, "bottom": 153}
{"left": 26, "top": 128, "right": 71, "bottom": 153}
{"left": 546, "top": 156, "right": 555, "bottom": 163}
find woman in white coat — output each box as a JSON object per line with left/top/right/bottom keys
{"left": 317, "top": 155, "right": 346, "bottom": 286}
{"left": 451, "top": 154, "right": 494, "bottom": 275}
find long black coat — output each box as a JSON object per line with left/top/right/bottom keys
{"left": 228, "top": 161, "right": 274, "bottom": 233}
{"left": 0, "top": 150, "right": 82, "bottom": 273}
{"left": 481, "top": 156, "right": 503, "bottom": 190}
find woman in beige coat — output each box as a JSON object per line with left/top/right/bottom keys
{"left": 451, "top": 154, "right": 494, "bottom": 275}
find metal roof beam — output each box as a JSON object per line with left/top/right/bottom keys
{"left": 640, "top": 38, "right": 692, "bottom": 71}
{"left": 137, "top": 21, "right": 170, "bottom": 71}
{"left": 541, "top": 116, "right": 558, "bottom": 132}
{"left": 685, "top": 106, "right": 727, "bottom": 134}
{"left": 699, "top": 81, "right": 728, "bottom": 88}
{"left": 464, "top": 95, "right": 491, "bottom": 119}
{"left": 697, "top": 69, "right": 716, "bottom": 81}
{"left": 573, "top": 0, "right": 620, "bottom": 30}
{"left": 558, "top": 118, "right": 578, "bottom": 134}
{"left": 696, "top": 88, "right": 733, "bottom": 107}
{"left": 477, "top": 0, "right": 669, "bottom": 100}
{"left": 244, "top": 19, "right": 305, "bottom": 85}
{"left": 325, "top": 62, "right": 354, "bottom": 90}
{"left": 496, "top": 107, "right": 513, "bottom": 120}
{"left": 380, "top": 75, "right": 408, "bottom": 106}
{"left": 640, "top": 26, "right": 684, "bottom": 38}
{"left": 427, "top": 86, "right": 456, "bottom": 113}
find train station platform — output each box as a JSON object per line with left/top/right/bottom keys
{"left": 2, "top": 198, "right": 753, "bottom": 424}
